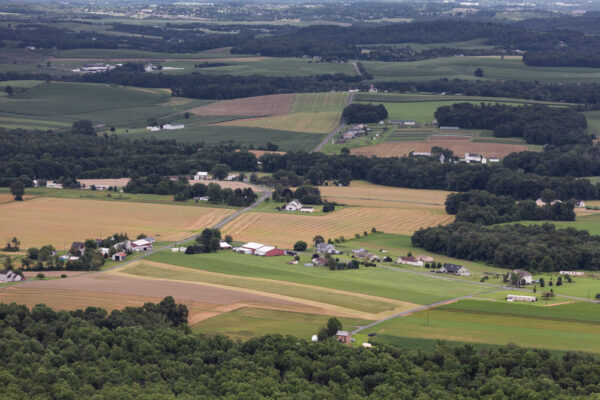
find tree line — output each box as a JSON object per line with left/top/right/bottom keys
{"left": 2, "top": 300, "right": 600, "bottom": 398}
{"left": 342, "top": 103, "right": 388, "bottom": 124}
{"left": 446, "top": 190, "right": 576, "bottom": 225}
{"left": 412, "top": 222, "right": 600, "bottom": 272}
{"left": 124, "top": 175, "right": 257, "bottom": 206}
{"left": 503, "top": 144, "right": 600, "bottom": 178}
{"left": 434, "top": 102, "right": 590, "bottom": 146}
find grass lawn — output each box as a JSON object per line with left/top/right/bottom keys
{"left": 146, "top": 250, "right": 484, "bottom": 304}
{"left": 192, "top": 308, "right": 371, "bottom": 340}
{"left": 369, "top": 299, "right": 600, "bottom": 353}
{"left": 509, "top": 214, "right": 600, "bottom": 235}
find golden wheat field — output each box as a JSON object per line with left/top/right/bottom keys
{"left": 351, "top": 141, "right": 529, "bottom": 158}
{"left": 222, "top": 206, "right": 453, "bottom": 248}
{"left": 320, "top": 181, "right": 451, "bottom": 207}
{"left": 0, "top": 197, "right": 234, "bottom": 248}
{"left": 190, "top": 93, "right": 295, "bottom": 117}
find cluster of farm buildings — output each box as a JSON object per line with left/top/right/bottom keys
{"left": 63, "top": 237, "right": 155, "bottom": 263}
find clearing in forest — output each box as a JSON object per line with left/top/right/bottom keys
{"left": 0, "top": 197, "right": 234, "bottom": 248}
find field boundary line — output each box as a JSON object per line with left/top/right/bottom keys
{"left": 119, "top": 259, "right": 417, "bottom": 310}
{"left": 313, "top": 91, "right": 354, "bottom": 152}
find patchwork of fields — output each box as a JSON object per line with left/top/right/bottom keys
{"left": 212, "top": 92, "right": 349, "bottom": 134}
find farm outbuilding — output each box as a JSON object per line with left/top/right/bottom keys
{"left": 255, "top": 246, "right": 285, "bottom": 257}
{"left": 131, "top": 239, "right": 152, "bottom": 252}
{"left": 111, "top": 252, "right": 127, "bottom": 261}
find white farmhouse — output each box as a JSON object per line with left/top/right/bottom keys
{"left": 285, "top": 199, "right": 303, "bottom": 211}
{"left": 0, "top": 270, "right": 22, "bottom": 283}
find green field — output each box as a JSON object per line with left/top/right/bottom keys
{"left": 362, "top": 56, "right": 600, "bottom": 83}
{"left": 369, "top": 299, "right": 600, "bottom": 353}
{"left": 192, "top": 308, "right": 371, "bottom": 340}
{"left": 583, "top": 110, "right": 600, "bottom": 136}
{"left": 158, "top": 58, "right": 355, "bottom": 77}
{"left": 355, "top": 92, "right": 571, "bottom": 105}
{"left": 146, "top": 250, "right": 484, "bottom": 305}
{"left": 0, "top": 82, "right": 208, "bottom": 129}
{"left": 386, "top": 129, "right": 432, "bottom": 141}
{"left": 290, "top": 92, "right": 349, "bottom": 113}
{"left": 119, "top": 124, "right": 324, "bottom": 151}
{"left": 47, "top": 47, "right": 238, "bottom": 59}
{"left": 358, "top": 99, "right": 557, "bottom": 124}
{"left": 514, "top": 214, "right": 600, "bottom": 235}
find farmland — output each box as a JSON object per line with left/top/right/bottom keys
{"left": 0, "top": 81, "right": 208, "bottom": 130}
{"left": 362, "top": 56, "right": 600, "bottom": 83}
{"left": 351, "top": 140, "right": 529, "bottom": 159}
{"left": 190, "top": 93, "right": 295, "bottom": 117}
{"left": 222, "top": 205, "right": 453, "bottom": 248}
{"left": 213, "top": 92, "right": 348, "bottom": 134}
{"left": 370, "top": 299, "right": 600, "bottom": 354}
{"left": 0, "top": 196, "right": 234, "bottom": 248}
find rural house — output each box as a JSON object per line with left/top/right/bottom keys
{"left": 70, "top": 242, "right": 84, "bottom": 252}
{"left": 312, "top": 257, "right": 329, "bottom": 266}
{"left": 316, "top": 243, "right": 338, "bottom": 254}
{"left": 464, "top": 153, "right": 483, "bottom": 163}
{"left": 439, "top": 263, "right": 470, "bottom": 276}
{"left": 111, "top": 252, "right": 127, "bottom": 261}
{"left": 0, "top": 270, "right": 23, "bottom": 283}
{"left": 285, "top": 200, "right": 303, "bottom": 211}
{"left": 336, "top": 330, "right": 352, "bottom": 344}
{"left": 397, "top": 256, "right": 424, "bottom": 267}
{"left": 131, "top": 239, "right": 152, "bottom": 252}
{"left": 511, "top": 269, "right": 533, "bottom": 285}
{"left": 194, "top": 171, "right": 209, "bottom": 181}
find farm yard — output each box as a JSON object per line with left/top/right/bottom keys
{"left": 0, "top": 196, "right": 234, "bottom": 248}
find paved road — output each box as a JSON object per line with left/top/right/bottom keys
{"left": 312, "top": 91, "right": 355, "bottom": 152}
{"left": 352, "top": 288, "right": 505, "bottom": 335}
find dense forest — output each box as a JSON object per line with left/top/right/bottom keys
{"left": 1, "top": 300, "right": 600, "bottom": 399}
{"left": 2, "top": 126, "right": 600, "bottom": 202}
{"left": 412, "top": 222, "right": 600, "bottom": 271}
{"left": 445, "top": 190, "right": 576, "bottom": 225}
{"left": 342, "top": 103, "right": 388, "bottom": 124}
{"left": 434, "top": 103, "right": 590, "bottom": 146}
{"left": 0, "top": 126, "right": 258, "bottom": 185}
{"left": 503, "top": 144, "right": 600, "bottom": 177}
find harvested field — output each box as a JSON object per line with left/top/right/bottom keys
{"left": 78, "top": 178, "right": 131, "bottom": 188}
{"left": 222, "top": 206, "right": 453, "bottom": 248}
{"left": 0, "top": 197, "right": 234, "bottom": 248}
{"left": 202, "top": 180, "right": 262, "bottom": 191}
{"left": 190, "top": 94, "right": 295, "bottom": 117}
{"left": 49, "top": 57, "right": 269, "bottom": 63}
{"left": 428, "top": 135, "right": 472, "bottom": 140}
{"left": 0, "top": 273, "right": 326, "bottom": 323}
{"left": 22, "top": 271, "right": 87, "bottom": 278}
{"left": 320, "top": 181, "right": 451, "bottom": 207}
{"left": 247, "top": 150, "right": 286, "bottom": 158}
{"left": 215, "top": 111, "right": 340, "bottom": 134}
{"left": 0, "top": 194, "right": 16, "bottom": 204}
{"left": 352, "top": 140, "right": 529, "bottom": 158}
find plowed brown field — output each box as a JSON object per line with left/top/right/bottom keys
{"left": 351, "top": 140, "right": 528, "bottom": 158}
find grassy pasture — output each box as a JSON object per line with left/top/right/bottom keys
{"left": 0, "top": 82, "right": 208, "bottom": 128}
{"left": 121, "top": 262, "right": 404, "bottom": 315}
{"left": 0, "top": 196, "right": 234, "bottom": 248}
{"left": 386, "top": 129, "right": 432, "bottom": 141}
{"left": 512, "top": 214, "right": 600, "bottom": 236}
{"left": 363, "top": 56, "right": 600, "bottom": 83}
{"left": 370, "top": 299, "right": 600, "bottom": 353}
{"left": 47, "top": 47, "right": 238, "bottom": 60}
{"left": 355, "top": 92, "right": 573, "bottom": 106}
{"left": 191, "top": 308, "right": 371, "bottom": 340}
{"left": 146, "top": 250, "right": 483, "bottom": 305}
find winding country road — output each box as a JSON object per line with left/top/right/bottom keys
{"left": 312, "top": 90, "right": 355, "bottom": 152}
